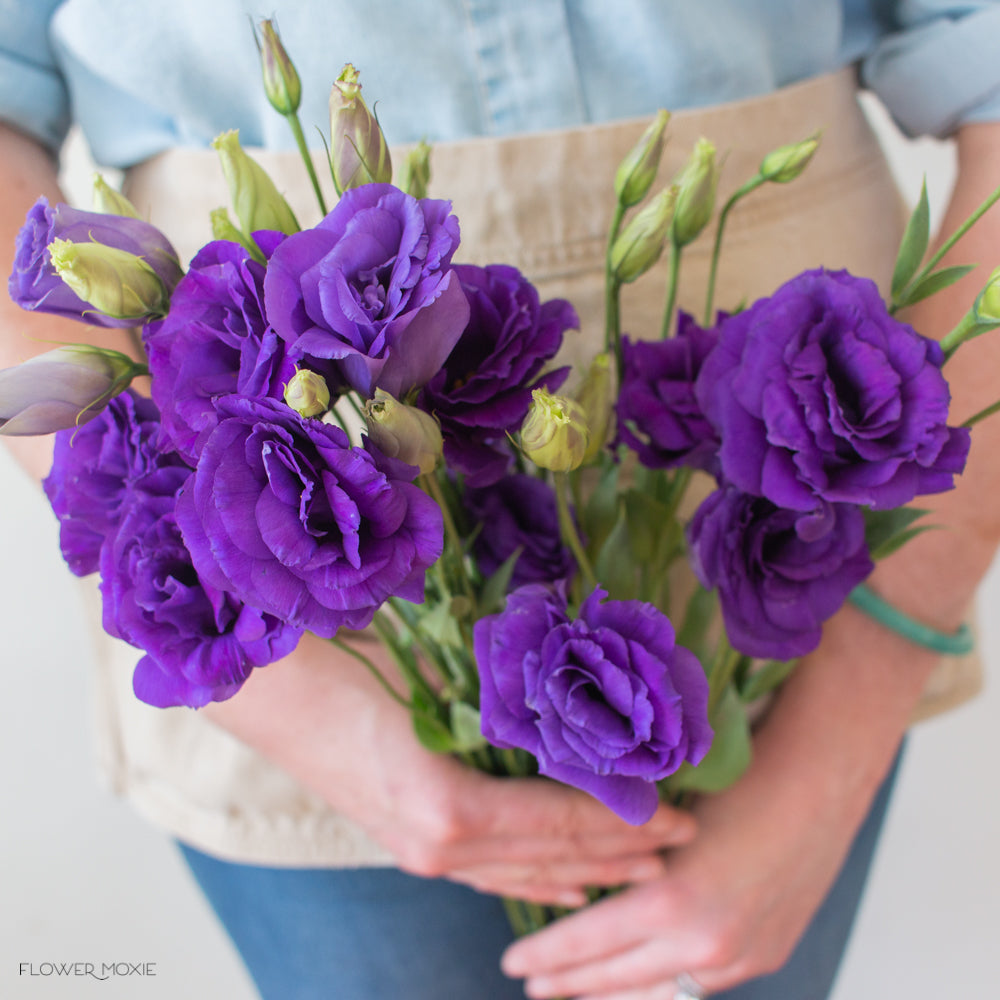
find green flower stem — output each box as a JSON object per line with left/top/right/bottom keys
{"left": 369, "top": 609, "right": 447, "bottom": 699}
{"left": 327, "top": 635, "right": 413, "bottom": 711}
{"left": 939, "top": 308, "right": 1000, "bottom": 361}
{"left": 605, "top": 202, "right": 626, "bottom": 377}
{"left": 660, "top": 235, "right": 682, "bottom": 339}
{"left": 286, "top": 112, "right": 328, "bottom": 216}
{"left": 706, "top": 632, "right": 745, "bottom": 718}
{"left": 555, "top": 471, "right": 597, "bottom": 591}
{"left": 421, "top": 472, "right": 477, "bottom": 614}
{"left": 703, "top": 175, "right": 766, "bottom": 326}
{"left": 898, "top": 179, "right": 1000, "bottom": 310}
{"left": 962, "top": 397, "right": 1000, "bottom": 429}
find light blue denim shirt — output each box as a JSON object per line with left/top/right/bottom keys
{"left": 3, "top": 0, "right": 1000, "bottom": 167}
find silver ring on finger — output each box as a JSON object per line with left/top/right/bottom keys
{"left": 674, "top": 971, "right": 706, "bottom": 1000}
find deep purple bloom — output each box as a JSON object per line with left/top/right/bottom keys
{"left": 464, "top": 474, "right": 575, "bottom": 588}
{"left": 101, "top": 470, "right": 302, "bottom": 710}
{"left": 474, "top": 584, "right": 712, "bottom": 825}
{"left": 175, "top": 395, "right": 443, "bottom": 637}
{"left": 687, "top": 485, "right": 874, "bottom": 660}
{"left": 616, "top": 312, "right": 720, "bottom": 470}
{"left": 144, "top": 236, "right": 295, "bottom": 463}
{"left": 263, "top": 183, "right": 469, "bottom": 398}
{"left": 695, "top": 269, "right": 970, "bottom": 511}
{"left": 419, "top": 264, "right": 576, "bottom": 485}
{"left": 42, "top": 391, "right": 187, "bottom": 576}
{"left": 9, "top": 197, "right": 182, "bottom": 327}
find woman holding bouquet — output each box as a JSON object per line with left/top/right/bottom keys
{"left": 3, "top": 2, "right": 1000, "bottom": 998}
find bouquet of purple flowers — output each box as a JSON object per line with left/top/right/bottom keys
{"left": 4, "top": 20, "right": 1000, "bottom": 938}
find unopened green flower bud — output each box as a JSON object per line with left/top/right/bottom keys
{"left": 364, "top": 388, "right": 443, "bottom": 474}
{"left": 0, "top": 345, "right": 141, "bottom": 436}
{"left": 609, "top": 186, "right": 678, "bottom": 284}
{"left": 284, "top": 369, "right": 331, "bottom": 418}
{"left": 210, "top": 207, "right": 246, "bottom": 244}
{"left": 328, "top": 64, "right": 393, "bottom": 194}
{"left": 615, "top": 109, "right": 670, "bottom": 208}
{"left": 759, "top": 134, "right": 820, "bottom": 183}
{"left": 92, "top": 174, "right": 140, "bottom": 218}
{"left": 672, "top": 138, "right": 719, "bottom": 247}
{"left": 520, "top": 388, "right": 589, "bottom": 473}
{"left": 975, "top": 266, "right": 1000, "bottom": 323}
{"left": 49, "top": 239, "right": 170, "bottom": 321}
{"left": 398, "top": 140, "right": 432, "bottom": 199}
{"left": 255, "top": 19, "right": 302, "bottom": 116}
{"left": 212, "top": 130, "right": 299, "bottom": 236}
{"left": 574, "top": 353, "right": 614, "bottom": 464}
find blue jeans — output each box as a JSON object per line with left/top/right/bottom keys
{"left": 178, "top": 747, "right": 902, "bottom": 1000}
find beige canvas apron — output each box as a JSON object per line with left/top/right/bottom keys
{"left": 86, "top": 67, "right": 979, "bottom": 866}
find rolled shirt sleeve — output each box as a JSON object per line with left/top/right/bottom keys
{"left": 0, "top": 0, "right": 71, "bottom": 153}
{"left": 861, "top": 0, "right": 1000, "bottom": 136}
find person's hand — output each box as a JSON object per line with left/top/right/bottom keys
{"left": 501, "top": 602, "right": 937, "bottom": 997}
{"left": 204, "top": 630, "right": 698, "bottom": 906}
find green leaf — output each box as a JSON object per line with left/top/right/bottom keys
{"left": 863, "top": 506, "right": 929, "bottom": 558}
{"left": 870, "top": 523, "right": 940, "bottom": 561}
{"left": 412, "top": 711, "right": 456, "bottom": 753}
{"left": 895, "top": 263, "right": 976, "bottom": 309}
{"left": 864, "top": 507, "right": 930, "bottom": 562}
{"left": 738, "top": 657, "right": 799, "bottom": 702}
{"left": 891, "top": 177, "right": 930, "bottom": 300}
{"left": 664, "top": 686, "right": 751, "bottom": 794}
{"left": 479, "top": 547, "right": 522, "bottom": 616}
{"left": 449, "top": 701, "right": 487, "bottom": 752}
{"left": 418, "top": 596, "right": 464, "bottom": 647}
{"left": 594, "top": 506, "right": 640, "bottom": 600}
{"left": 581, "top": 458, "right": 621, "bottom": 557}
{"left": 676, "top": 585, "right": 718, "bottom": 666}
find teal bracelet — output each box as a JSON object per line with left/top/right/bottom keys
{"left": 848, "top": 584, "right": 975, "bottom": 656}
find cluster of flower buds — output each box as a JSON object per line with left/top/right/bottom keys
{"left": 329, "top": 64, "right": 393, "bottom": 194}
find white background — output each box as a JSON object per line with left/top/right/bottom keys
{"left": 2, "top": 96, "right": 998, "bottom": 999}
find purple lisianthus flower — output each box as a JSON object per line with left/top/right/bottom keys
{"left": 144, "top": 236, "right": 295, "bottom": 463}
{"left": 42, "top": 391, "right": 188, "bottom": 576}
{"left": 616, "top": 312, "right": 720, "bottom": 471}
{"left": 264, "top": 183, "right": 469, "bottom": 398}
{"left": 464, "top": 474, "right": 575, "bottom": 588}
{"left": 175, "top": 395, "right": 443, "bottom": 637}
{"left": 419, "top": 264, "right": 577, "bottom": 485}
{"left": 687, "top": 485, "right": 874, "bottom": 660}
{"left": 9, "top": 196, "right": 182, "bottom": 327}
{"left": 474, "top": 583, "right": 712, "bottom": 825}
{"left": 695, "top": 269, "right": 970, "bottom": 511}
{"left": 101, "top": 469, "right": 302, "bottom": 709}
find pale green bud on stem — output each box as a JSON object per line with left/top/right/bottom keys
{"left": 615, "top": 109, "right": 671, "bottom": 208}
{"left": 574, "top": 353, "right": 614, "bottom": 464}
{"left": 0, "top": 345, "right": 144, "bottom": 436}
{"left": 759, "top": 134, "right": 820, "bottom": 184}
{"left": 92, "top": 174, "right": 140, "bottom": 218}
{"left": 329, "top": 64, "right": 393, "bottom": 194}
{"left": 212, "top": 130, "right": 299, "bottom": 236}
{"left": 398, "top": 140, "right": 432, "bottom": 199}
{"left": 520, "top": 388, "right": 589, "bottom": 473}
{"left": 255, "top": 19, "right": 302, "bottom": 117}
{"left": 610, "top": 186, "right": 678, "bottom": 284}
{"left": 941, "top": 266, "right": 1000, "bottom": 359}
{"left": 364, "top": 389, "right": 443, "bottom": 475}
{"left": 49, "top": 239, "right": 170, "bottom": 321}
{"left": 284, "top": 369, "right": 331, "bottom": 418}
{"left": 672, "top": 138, "right": 720, "bottom": 247}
